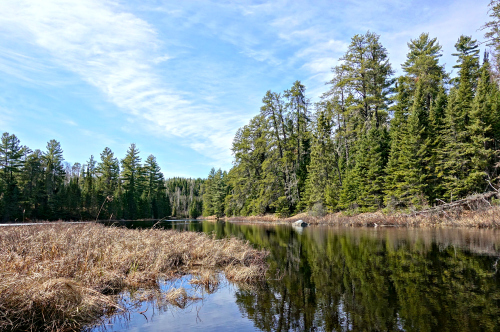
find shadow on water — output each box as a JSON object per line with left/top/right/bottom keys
{"left": 92, "top": 221, "right": 500, "bottom": 332}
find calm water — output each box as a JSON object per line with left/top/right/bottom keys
{"left": 92, "top": 221, "right": 500, "bottom": 332}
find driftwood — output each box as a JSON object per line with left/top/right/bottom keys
{"left": 410, "top": 191, "right": 499, "bottom": 217}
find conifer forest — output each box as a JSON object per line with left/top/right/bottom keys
{"left": 202, "top": 2, "right": 500, "bottom": 218}
{"left": 3, "top": 1, "right": 500, "bottom": 222}
{"left": 0, "top": 139, "right": 204, "bottom": 222}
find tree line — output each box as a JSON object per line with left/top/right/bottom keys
{"left": 202, "top": 2, "right": 500, "bottom": 217}
{"left": 0, "top": 137, "right": 204, "bottom": 222}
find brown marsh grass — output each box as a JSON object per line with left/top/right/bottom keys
{"left": 227, "top": 206, "right": 500, "bottom": 228}
{"left": 0, "top": 223, "right": 268, "bottom": 331}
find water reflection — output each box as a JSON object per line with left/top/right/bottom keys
{"left": 96, "top": 221, "right": 500, "bottom": 332}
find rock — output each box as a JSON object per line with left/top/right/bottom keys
{"left": 293, "top": 220, "right": 308, "bottom": 227}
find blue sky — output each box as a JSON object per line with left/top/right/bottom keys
{"left": 0, "top": 0, "right": 491, "bottom": 178}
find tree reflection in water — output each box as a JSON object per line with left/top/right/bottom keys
{"left": 201, "top": 222, "right": 500, "bottom": 332}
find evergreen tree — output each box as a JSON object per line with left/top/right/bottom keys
{"left": 0, "top": 133, "right": 24, "bottom": 221}
{"left": 340, "top": 124, "right": 389, "bottom": 210}
{"left": 144, "top": 154, "right": 167, "bottom": 218}
{"left": 438, "top": 36, "right": 481, "bottom": 199}
{"left": 284, "top": 80, "right": 311, "bottom": 203}
{"left": 385, "top": 33, "right": 446, "bottom": 208}
{"left": 97, "top": 147, "right": 120, "bottom": 197}
{"left": 121, "top": 144, "right": 141, "bottom": 219}
{"left": 225, "top": 115, "right": 268, "bottom": 216}
{"left": 464, "top": 59, "right": 497, "bottom": 191}
{"left": 96, "top": 147, "right": 120, "bottom": 219}
{"left": 82, "top": 155, "right": 98, "bottom": 218}
{"left": 42, "top": 139, "right": 65, "bottom": 219}
{"left": 339, "top": 31, "right": 394, "bottom": 128}
{"left": 202, "top": 168, "right": 216, "bottom": 216}
{"left": 211, "top": 169, "right": 227, "bottom": 219}
{"left": 303, "top": 106, "right": 337, "bottom": 210}
{"left": 19, "top": 149, "right": 44, "bottom": 220}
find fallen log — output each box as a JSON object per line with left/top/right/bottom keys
{"left": 408, "top": 191, "right": 499, "bottom": 217}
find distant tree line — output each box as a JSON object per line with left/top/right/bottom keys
{"left": 165, "top": 177, "right": 203, "bottom": 218}
{"left": 0, "top": 137, "right": 204, "bottom": 222}
{"left": 202, "top": 2, "right": 500, "bottom": 217}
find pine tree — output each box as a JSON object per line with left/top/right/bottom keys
{"left": 144, "top": 154, "right": 166, "bottom": 218}
{"left": 19, "top": 149, "right": 45, "bottom": 220}
{"left": 211, "top": 169, "right": 227, "bottom": 219}
{"left": 395, "top": 81, "right": 429, "bottom": 207}
{"left": 225, "top": 115, "right": 268, "bottom": 216}
{"left": 202, "top": 168, "right": 216, "bottom": 216}
{"left": 42, "top": 139, "right": 65, "bottom": 219}
{"left": 82, "top": 155, "right": 98, "bottom": 218}
{"left": 438, "top": 36, "right": 481, "bottom": 199}
{"left": 97, "top": 147, "right": 120, "bottom": 197}
{"left": 340, "top": 124, "right": 389, "bottom": 210}
{"left": 426, "top": 85, "right": 448, "bottom": 200}
{"left": 284, "top": 80, "right": 311, "bottom": 204}
{"left": 121, "top": 143, "right": 141, "bottom": 219}
{"left": 385, "top": 33, "right": 446, "bottom": 208}
{"left": 95, "top": 147, "right": 120, "bottom": 219}
{"left": 303, "top": 107, "right": 336, "bottom": 210}
{"left": 339, "top": 31, "right": 395, "bottom": 128}
{"left": 464, "top": 59, "right": 497, "bottom": 191}
{"left": 0, "top": 133, "right": 24, "bottom": 221}
{"left": 384, "top": 77, "right": 411, "bottom": 208}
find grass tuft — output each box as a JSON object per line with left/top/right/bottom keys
{"left": 0, "top": 223, "right": 268, "bottom": 331}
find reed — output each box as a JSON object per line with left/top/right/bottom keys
{"left": 0, "top": 223, "right": 268, "bottom": 331}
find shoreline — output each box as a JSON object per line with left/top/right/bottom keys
{"left": 199, "top": 206, "right": 500, "bottom": 228}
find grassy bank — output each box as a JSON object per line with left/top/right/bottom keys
{"left": 0, "top": 223, "right": 268, "bottom": 331}
{"left": 224, "top": 206, "right": 500, "bottom": 228}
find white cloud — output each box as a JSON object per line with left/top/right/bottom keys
{"left": 0, "top": 0, "right": 492, "bottom": 173}
{"left": 153, "top": 55, "right": 173, "bottom": 64}
{"left": 0, "top": 0, "right": 239, "bottom": 166}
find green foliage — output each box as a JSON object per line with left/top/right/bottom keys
{"left": 202, "top": 15, "right": 500, "bottom": 216}
{"left": 3, "top": 5, "right": 500, "bottom": 220}
{"left": 0, "top": 137, "right": 193, "bottom": 221}
{"left": 202, "top": 168, "right": 228, "bottom": 218}
{"left": 165, "top": 177, "right": 202, "bottom": 218}
{"left": 222, "top": 80, "right": 312, "bottom": 217}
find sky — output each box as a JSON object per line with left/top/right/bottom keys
{"left": 0, "top": 0, "right": 492, "bottom": 178}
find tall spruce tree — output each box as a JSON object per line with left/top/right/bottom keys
{"left": 385, "top": 33, "right": 446, "bottom": 208}
{"left": 303, "top": 105, "right": 337, "bottom": 210}
{"left": 331, "top": 31, "right": 394, "bottom": 210}
{"left": 464, "top": 58, "right": 498, "bottom": 191}
{"left": 121, "top": 144, "right": 141, "bottom": 219}
{"left": 438, "top": 36, "right": 481, "bottom": 199}
{"left": 339, "top": 123, "right": 389, "bottom": 210}
{"left": 42, "top": 140, "right": 65, "bottom": 219}
{"left": 144, "top": 154, "right": 168, "bottom": 219}
{"left": 0, "top": 133, "right": 24, "bottom": 221}
{"left": 226, "top": 114, "right": 268, "bottom": 216}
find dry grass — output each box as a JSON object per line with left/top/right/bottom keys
{"left": 226, "top": 214, "right": 282, "bottom": 223}
{"left": 189, "top": 270, "right": 221, "bottom": 293}
{"left": 227, "top": 206, "right": 500, "bottom": 228}
{"left": 298, "top": 207, "right": 500, "bottom": 228}
{"left": 0, "top": 223, "right": 268, "bottom": 331}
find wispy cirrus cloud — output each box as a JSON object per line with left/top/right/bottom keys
{"left": 0, "top": 0, "right": 240, "bottom": 166}
{"left": 0, "top": 0, "right": 492, "bottom": 177}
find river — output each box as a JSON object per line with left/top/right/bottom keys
{"left": 91, "top": 220, "right": 500, "bottom": 331}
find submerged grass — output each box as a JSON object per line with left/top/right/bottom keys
{"left": 0, "top": 223, "right": 268, "bottom": 331}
